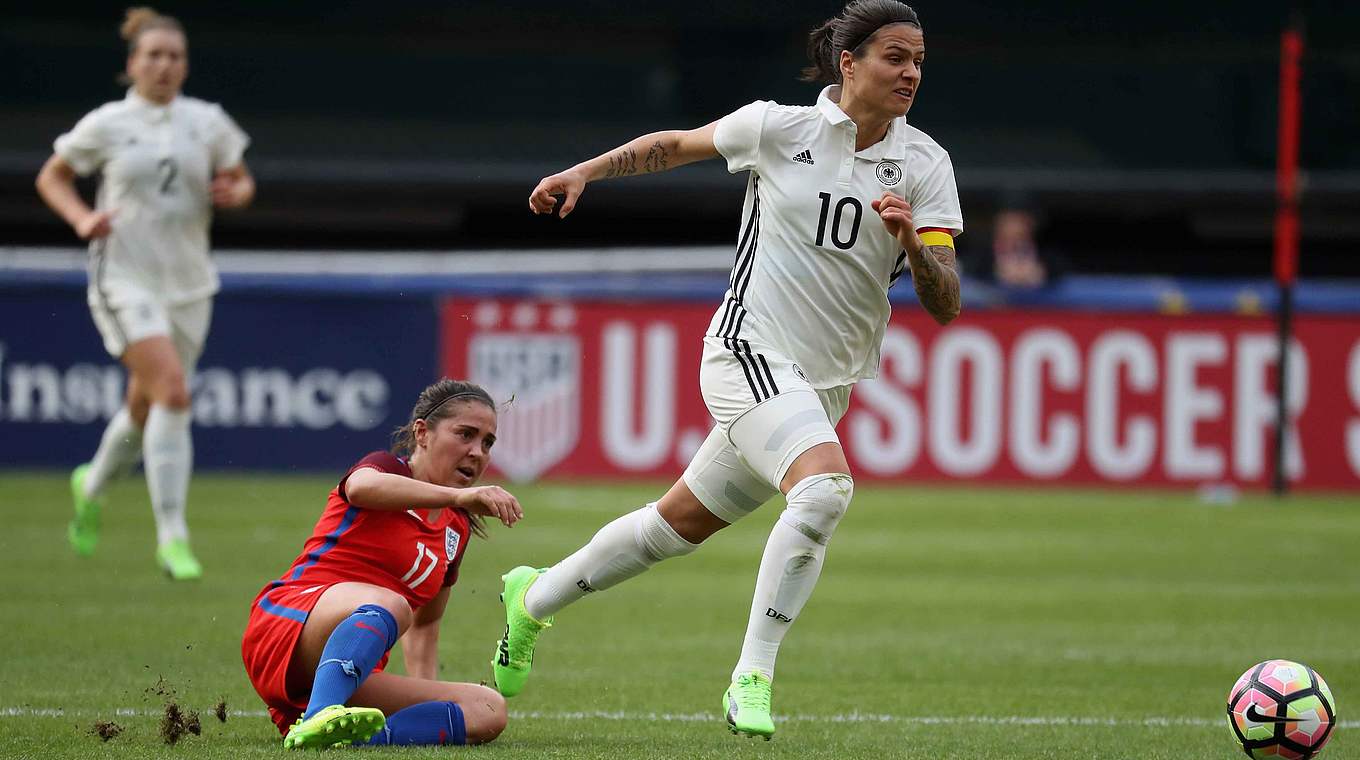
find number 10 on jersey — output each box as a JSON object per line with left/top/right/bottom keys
{"left": 815, "top": 192, "right": 862, "bottom": 250}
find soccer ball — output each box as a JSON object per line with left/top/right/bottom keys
{"left": 1227, "top": 659, "right": 1337, "bottom": 759}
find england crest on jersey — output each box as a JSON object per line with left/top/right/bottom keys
{"left": 467, "top": 304, "right": 581, "bottom": 482}
{"left": 444, "top": 526, "right": 461, "bottom": 561}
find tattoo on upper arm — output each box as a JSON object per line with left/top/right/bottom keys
{"left": 643, "top": 140, "right": 669, "bottom": 173}
{"left": 912, "top": 244, "right": 962, "bottom": 324}
{"left": 605, "top": 147, "right": 638, "bottom": 178}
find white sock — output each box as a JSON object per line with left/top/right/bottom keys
{"left": 733, "top": 474, "right": 851, "bottom": 682}
{"left": 84, "top": 407, "right": 144, "bottom": 498}
{"left": 144, "top": 405, "right": 193, "bottom": 546}
{"left": 732, "top": 518, "right": 825, "bottom": 682}
{"left": 524, "top": 503, "right": 699, "bottom": 620}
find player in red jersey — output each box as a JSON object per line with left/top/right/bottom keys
{"left": 241, "top": 379, "right": 523, "bottom": 749}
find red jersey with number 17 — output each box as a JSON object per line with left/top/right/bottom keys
{"left": 251, "top": 451, "right": 472, "bottom": 612}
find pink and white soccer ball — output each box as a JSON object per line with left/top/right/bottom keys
{"left": 1228, "top": 660, "right": 1337, "bottom": 759}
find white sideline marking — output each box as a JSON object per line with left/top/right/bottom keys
{"left": 2, "top": 706, "right": 1356, "bottom": 729}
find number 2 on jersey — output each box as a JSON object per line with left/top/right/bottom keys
{"left": 400, "top": 542, "right": 439, "bottom": 590}
{"left": 815, "top": 192, "right": 862, "bottom": 250}
{"left": 157, "top": 157, "right": 178, "bottom": 195}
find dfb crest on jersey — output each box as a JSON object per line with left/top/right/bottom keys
{"left": 468, "top": 327, "right": 581, "bottom": 482}
{"left": 875, "top": 160, "right": 902, "bottom": 187}
{"left": 444, "top": 527, "right": 461, "bottom": 562}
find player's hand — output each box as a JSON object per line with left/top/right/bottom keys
{"left": 74, "top": 210, "right": 114, "bottom": 240}
{"left": 528, "top": 168, "right": 586, "bottom": 219}
{"left": 211, "top": 172, "right": 249, "bottom": 208}
{"left": 455, "top": 485, "right": 523, "bottom": 527}
{"left": 871, "top": 192, "right": 924, "bottom": 255}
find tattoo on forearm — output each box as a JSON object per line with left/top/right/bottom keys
{"left": 605, "top": 147, "right": 638, "bottom": 178}
{"left": 911, "top": 245, "right": 962, "bottom": 324}
{"left": 643, "top": 140, "right": 669, "bottom": 173}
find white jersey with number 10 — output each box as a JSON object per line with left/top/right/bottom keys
{"left": 708, "top": 84, "right": 963, "bottom": 390}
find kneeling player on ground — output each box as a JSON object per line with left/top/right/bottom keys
{"left": 241, "top": 380, "right": 522, "bottom": 749}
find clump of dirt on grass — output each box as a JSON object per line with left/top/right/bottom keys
{"left": 91, "top": 720, "right": 123, "bottom": 742}
{"left": 214, "top": 699, "right": 228, "bottom": 723}
{"left": 160, "top": 702, "right": 194, "bottom": 745}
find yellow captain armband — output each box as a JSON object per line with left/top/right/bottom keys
{"left": 918, "top": 230, "right": 955, "bottom": 249}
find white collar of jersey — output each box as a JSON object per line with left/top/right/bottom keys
{"left": 125, "top": 87, "right": 175, "bottom": 122}
{"left": 816, "top": 85, "right": 907, "bottom": 161}
{"left": 816, "top": 86, "right": 854, "bottom": 126}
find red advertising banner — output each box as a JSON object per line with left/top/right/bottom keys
{"left": 440, "top": 299, "right": 1360, "bottom": 490}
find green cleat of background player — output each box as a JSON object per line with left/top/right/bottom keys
{"left": 724, "top": 672, "right": 775, "bottom": 740}
{"left": 68, "top": 463, "right": 101, "bottom": 556}
{"left": 491, "top": 565, "right": 552, "bottom": 697}
{"left": 282, "top": 705, "right": 385, "bottom": 750}
{"left": 156, "top": 538, "right": 203, "bottom": 581}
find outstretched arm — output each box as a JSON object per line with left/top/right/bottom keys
{"left": 344, "top": 468, "right": 523, "bottom": 526}
{"left": 872, "top": 192, "right": 961, "bottom": 325}
{"left": 528, "top": 122, "right": 721, "bottom": 218}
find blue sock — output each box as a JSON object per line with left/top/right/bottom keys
{"left": 302, "top": 604, "right": 399, "bottom": 720}
{"left": 362, "top": 701, "right": 466, "bottom": 746}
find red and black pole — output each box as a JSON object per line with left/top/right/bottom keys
{"left": 1272, "top": 17, "right": 1303, "bottom": 496}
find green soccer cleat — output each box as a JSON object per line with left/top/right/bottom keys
{"left": 156, "top": 539, "right": 203, "bottom": 581}
{"left": 68, "top": 464, "right": 101, "bottom": 556}
{"left": 283, "top": 705, "right": 385, "bottom": 750}
{"left": 723, "top": 672, "right": 775, "bottom": 740}
{"left": 491, "top": 565, "right": 552, "bottom": 697}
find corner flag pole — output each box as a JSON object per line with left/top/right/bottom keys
{"left": 1272, "top": 18, "right": 1303, "bottom": 496}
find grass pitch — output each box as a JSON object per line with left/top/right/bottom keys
{"left": 1, "top": 471, "right": 1356, "bottom": 759}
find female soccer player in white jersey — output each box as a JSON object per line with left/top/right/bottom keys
{"left": 495, "top": 0, "right": 961, "bottom": 738}
{"left": 35, "top": 7, "right": 254, "bottom": 580}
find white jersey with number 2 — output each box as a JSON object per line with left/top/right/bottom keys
{"left": 54, "top": 89, "right": 250, "bottom": 308}
{"left": 708, "top": 84, "right": 963, "bottom": 390}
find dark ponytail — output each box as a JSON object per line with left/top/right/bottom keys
{"left": 800, "top": 0, "right": 922, "bottom": 84}
{"left": 391, "top": 378, "right": 497, "bottom": 538}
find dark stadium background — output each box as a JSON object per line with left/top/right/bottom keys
{"left": 2, "top": 1, "right": 1357, "bottom": 277}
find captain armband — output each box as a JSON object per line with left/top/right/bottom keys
{"left": 917, "top": 228, "right": 955, "bottom": 250}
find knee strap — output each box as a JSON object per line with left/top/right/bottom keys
{"left": 637, "top": 503, "right": 699, "bottom": 561}
{"left": 779, "top": 474, "right": 854, "bottom": 545}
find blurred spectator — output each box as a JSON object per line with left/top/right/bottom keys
{"left": 993, "top": 207, "right": 1046, "bottom": 287}
{"left": 966, "top": 192, "right": 1063, "bottom": 289}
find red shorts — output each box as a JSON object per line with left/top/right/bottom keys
{"left": 240, "top": 582, "right": 392, "bottom": 735}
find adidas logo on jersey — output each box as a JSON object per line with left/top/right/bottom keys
{"left": 792, "top": 150, "right": 815, "bottom": 165}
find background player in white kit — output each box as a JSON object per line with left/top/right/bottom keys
{"left": 494, "top": 0, "right": 961, "bottom": 739}
{"left": 35, "top": 7, "right": 254, "bottom": 580}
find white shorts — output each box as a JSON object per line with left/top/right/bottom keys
{"left": 89, "top": 288, "right": 212, "bottom": 369}
{"left": 683, "top": 337, "right": 852, "bottom": 524}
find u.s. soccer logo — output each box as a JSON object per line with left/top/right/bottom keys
{"left": 467, "top": 308, "right": 581, "bottom": 482}
{"left": 875, "top": 160, "right": 902, "bottom": 187}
